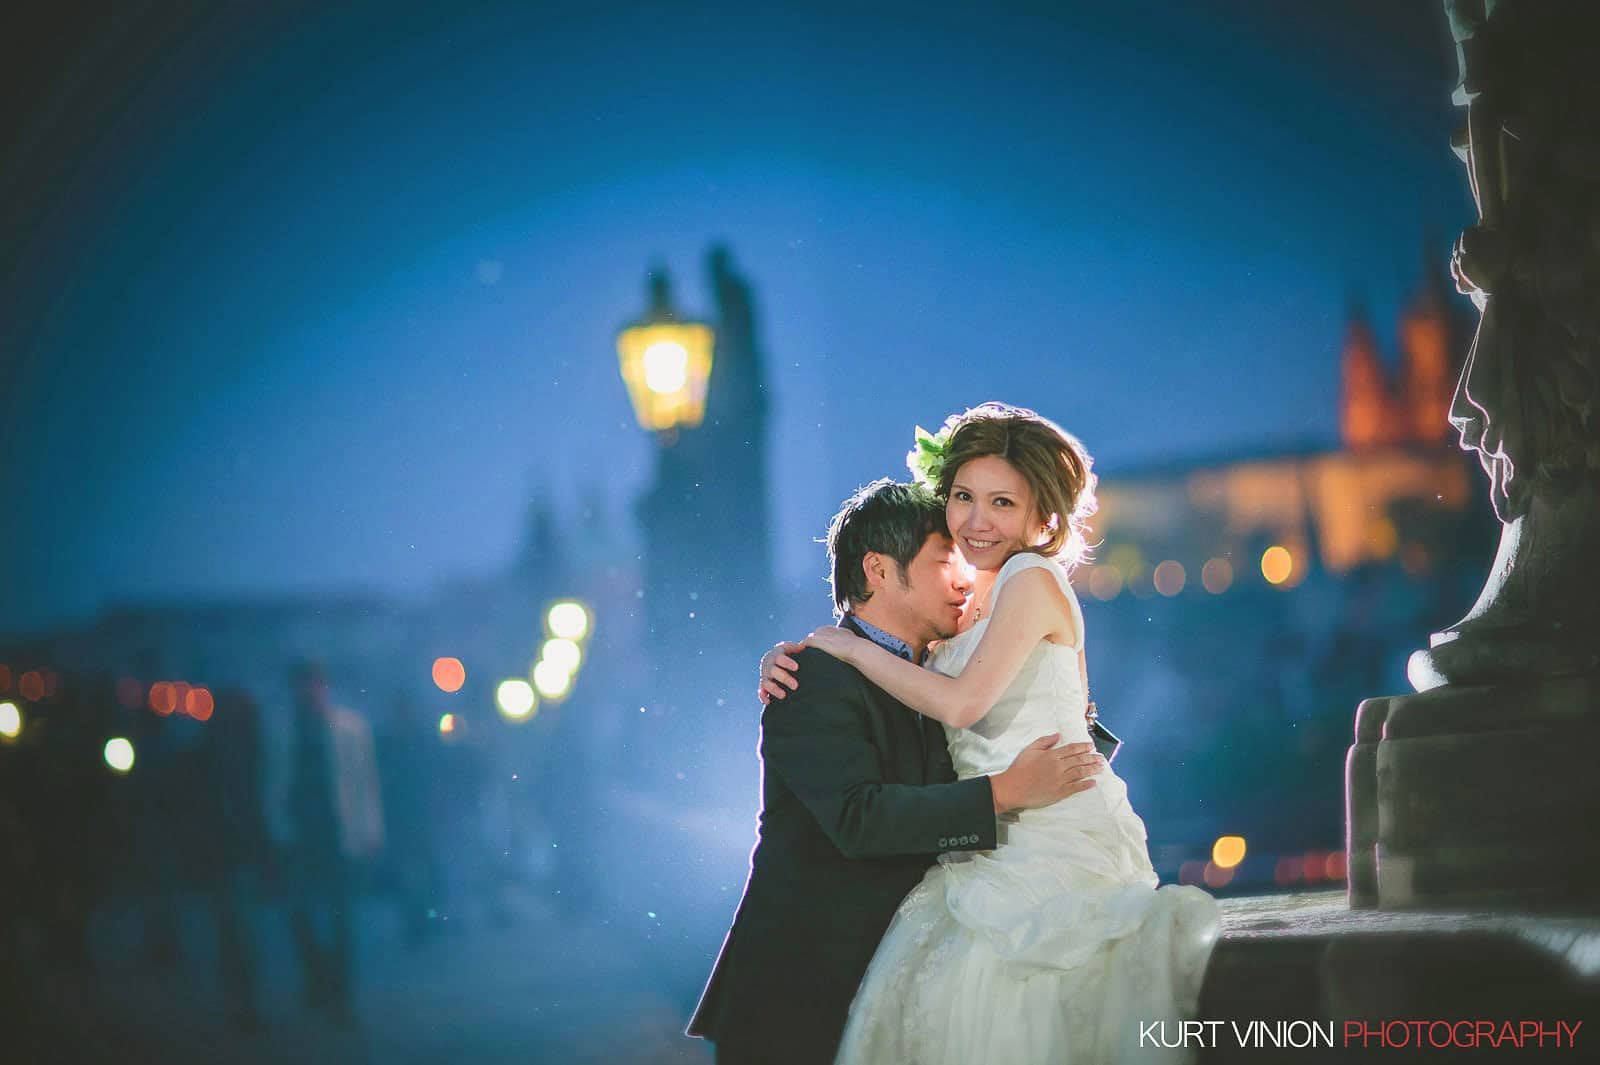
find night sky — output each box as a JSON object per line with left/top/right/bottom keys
{"left": 2, "top": 1, "right": 1473, "bottom": 637}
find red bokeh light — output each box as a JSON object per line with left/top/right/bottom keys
{"left": 1274, "top": 856, "right": 1304, "bottom": 886}
{"left": 0, "top": 664, "right": 11, "bottom": 692}
{"left": 149, "top": 682, "right": 177, "bottom": 716}
{"left": 117, "top": 677, "right": 145, "bottom": 710}
{"left": 1324, "top": 851, "right": 1348, "bottom": 881}
{"left": 19, "top": 671, "right": 44, "bottom": 702}
{"left": 1203, "top": 861, "right": 1235, "bottom": 889}
{"left": 186, "top": 687, "right": 215, "bottom": 722}
{"left": 432, "top": 657, "right": 466, "bottom": 694}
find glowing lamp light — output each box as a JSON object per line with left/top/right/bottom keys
{"left": 541, "top": 638, "right": 583, "bottom": 675}
{"left": 531, "top": 660, "right": 572, "bottom": 701}
{"left": 0, "top": 701, "right": 20, "bottom": 740}
{"left": 104, "top": 737, "right": 135, "bottom": 774}
{"left": 432, "top": 656, "right": 466, "bottom": 693}
{"left": 642, "top": 341, "right": 690, "bottom": 393}
{"left": 616, "top": 272, "right": 714, "bottom": 433}
{"left": 1212, "top": 835, "right": 1247, "bottom": 869}
{"left": 1261, "top": 545, "right": 1294, "bottom": 586}
{"left": 546, "top": 601, "right": 591, "bottom": 642}
{"left": 496, "top": 679, "right": 537, "bottom": 721}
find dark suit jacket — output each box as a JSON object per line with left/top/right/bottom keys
{"left": 687, "top": 618, "right": 996, "bottom": 1064}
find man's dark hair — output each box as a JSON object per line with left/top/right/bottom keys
{"left": 824, "top": 479, "right": 950, "bottom": 616}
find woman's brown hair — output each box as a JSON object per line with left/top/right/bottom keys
{"left": 934, "top": 402, "right": 1097, "bottom": 569}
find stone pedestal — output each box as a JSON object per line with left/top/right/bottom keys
{"left": 1200, "top": 892, "right": 1600, "bottom": 1063}
{"left": 1346, "top": 675, "right": 1600, "bottom": 913}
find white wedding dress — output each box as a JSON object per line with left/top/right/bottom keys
{"left": 834, "top": 551, "right": 1219, "bottom": 1065}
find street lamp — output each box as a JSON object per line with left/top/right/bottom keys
{"left": 616, "top": 270, "right": 714, "bottom": 434}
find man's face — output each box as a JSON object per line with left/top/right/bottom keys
{"left": 878, "top": 532, "right": 973, "bottom": 643}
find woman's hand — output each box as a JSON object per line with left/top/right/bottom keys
{"left": 758, "top": 641, "right": 806, "bottom": 705}
{"left": 801, "top": 626, "right": 864, "bottom": 664}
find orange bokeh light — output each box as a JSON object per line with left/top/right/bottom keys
{"left": 1153, "top": 560, "right": 1187, "bottom": 597}
{"left": 1261, "top": 545, "right": 1295, "bottom": 585}
{"left": 1201, "top": 557, "right": 1233, "bottom": 594}
{"left": 19, "top": 671, "right": 44, "bottom": 702}
{"left": 186, "top": 687, "right": 215, "bottom": 722}
{"left": 432, "top": 657, "right": 466, "bottom": 693}
{"left": 1324, "top": 851, "right": 1348, "bottom": 881}
{"left": 149, "top": 682, "right": 177, "bottom": 716}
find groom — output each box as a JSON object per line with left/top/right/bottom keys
{"left": 687, "top": 480, "right": 1102, "bottom": 1065}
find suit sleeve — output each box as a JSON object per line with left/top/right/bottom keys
{"left": 760, "top": 652, "right": 996, "bottom": 859}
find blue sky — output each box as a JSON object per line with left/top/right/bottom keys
{"left": 1, "top": 0, "right": 1474, "bottom": 635}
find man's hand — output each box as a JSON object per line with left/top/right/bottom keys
{"left": 758, "top": 641, "right": 805, "bottom": 705}
{"left": 989, "top": 734, "right": 1104, "bottom": 813}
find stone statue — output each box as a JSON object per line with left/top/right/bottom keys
{"left": 1409, "top": 0, "right": 1600, "bottom": 688}
{"left": 1346, "top": 0, "right": 1600, "bottom": 913}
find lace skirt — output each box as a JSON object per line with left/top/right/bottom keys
{"left": 834, "top": 778, "right": 1219, "bottom": 1065}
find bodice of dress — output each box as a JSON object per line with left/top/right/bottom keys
{"left": 928, "top": 551, "right": 1090, "bottom": 779}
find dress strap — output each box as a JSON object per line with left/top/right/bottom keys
{"left": 990, "top": 551, "right": 1085, "bottom": 652}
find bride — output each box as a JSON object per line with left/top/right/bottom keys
{"left": 759, "top": 402, "right": 1219, "bottom": 1064}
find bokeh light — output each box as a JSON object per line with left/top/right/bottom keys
{"left": 1325, "top": 851, "right": 1348, "bottom": 880}
{"left": 149, "top": 682, "right": 177, "bottom": 715}
{"left": 186, "top": 687, "right": 214, "bottom": 722}
{"left": 1260, "top": 545, "right": 1294, "bottom": 585}
{"left": 1153, "top": 560, "right": 1186, "bottom": 597}
{"left": 0, "top": 701, "right": 20, "bottom": 740}
{"left": 432, "top": 656, "right": 466, "bottom": 693}
{"left": 541, "top": 637, "right": 583, "bottom": 675}
{"left": 438, "top": 712, "right": 459, "bottom": 736}
{"left": 1088, "top": 565, "right": 1123, "bottom": 601}
{"left": 532, "top": 660, "right": 572, "bottom": 701}
{"left": 642, "top": 341, "right": 689, "bottom": 394}
{"left": 1202, "top": 861, "right": 1235, "bottom": 889}
{"left": 116, "top": 676, "right": 144, "bottom": 709}
{"left": 546, "top": 601, "right": 591, "bottom": 641}
{"left": 104, "top": 737, "right": 135, "bottom": 773}
{"left": 1212, "top": 835, "right": 1247, "bottom": 869}
{"left": 496, "top": 679, "right": 537, "bottom": 720}
{"left": 0, "top": 664, "right": 10, "bottom": 692}
{"left": 19, "top": 671, "right": 44, "bottom": 702}
{"left": 1200, "top": 557, "right": 1233, "bottom": 594}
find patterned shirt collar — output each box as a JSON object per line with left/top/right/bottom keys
{"left": 845, "top": 613, "right": 923, "bottom": 665}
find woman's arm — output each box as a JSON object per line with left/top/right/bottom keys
{"left": 802, "top": 567, "right": 1077, "bottom": 729}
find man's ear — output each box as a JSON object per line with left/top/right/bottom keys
{"left": 860, "top": 551, "right": 889, "bottom": 594}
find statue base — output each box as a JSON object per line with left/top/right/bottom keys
{"left": 1346, "top": 673, "right": 1600, "bottom": 913}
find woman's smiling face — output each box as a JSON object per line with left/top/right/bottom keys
{"left": 945, "top": 454, "right": 1046, "bottom": 572}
